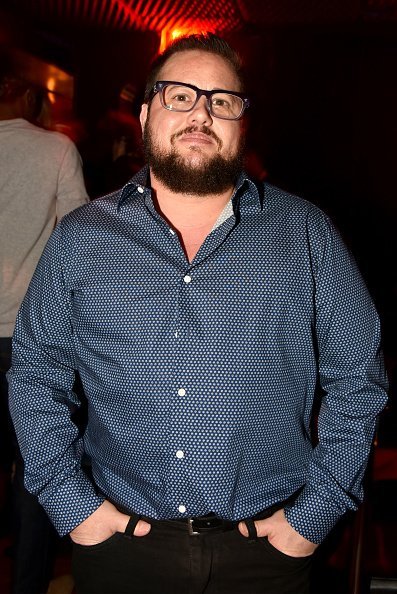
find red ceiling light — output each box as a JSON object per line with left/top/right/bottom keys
{"left": 159, "top": 25, "right": 215, "bottom": 53}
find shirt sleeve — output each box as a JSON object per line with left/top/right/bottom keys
{"left": 56, "top": 138, "right": 89, "bottom": 220}
{"left": 8, "top": 221, "right": 105, "bottom": 536}
{"left": 284, "top": 210, "right": 388, "bottom": 543}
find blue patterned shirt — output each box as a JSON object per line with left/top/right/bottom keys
{"left": 8, "top": 168, "right": 388, "bottom": 542}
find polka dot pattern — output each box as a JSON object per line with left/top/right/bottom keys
{"left": 8, "top": 168, "right": 388, "bottom": 541}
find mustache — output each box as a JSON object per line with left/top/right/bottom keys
{"left": 171, "top": 126, "right": 222, "bottom": 149}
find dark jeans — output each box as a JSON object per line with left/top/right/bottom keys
{"left": 11, "top": 449, "right": 58, "bottom": 594}
{"left": 0, "top": 336, "right": 57, "bottom": 594}
{"left": 72, "top": 514, "right": 312, "bottom": 594}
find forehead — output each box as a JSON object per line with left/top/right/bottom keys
{"left": 158, "top": 50, "right": 241, "bottom": 92}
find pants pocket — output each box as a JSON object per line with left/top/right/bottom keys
{"left": 72, "top": 532, "right": 122, "bottom": 553}
{"left": 258, "top": 536, "right": 313, "bottom": 566}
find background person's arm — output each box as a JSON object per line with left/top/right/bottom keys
{"left": 55, "top": 135, "right": 89, "bottom": 221}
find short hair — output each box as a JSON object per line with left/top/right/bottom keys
{"left": 0, "top": 53, "right": 30, "bottom": 102}
{"left": 143, "top": 33, "right": 244, "bottom": 102}
{"left": 0, "top": 75, "right": 31, "bottom": 102}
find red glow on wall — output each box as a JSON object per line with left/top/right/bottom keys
{"left": 159, "top": 25, "right": 215, "bottom": 53}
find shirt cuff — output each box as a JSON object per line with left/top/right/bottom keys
{"left": 39, "top": 470, "right": 106, "bottom": 536}
{"left": 284, "top": 488, "right": 345, "bottom": 544}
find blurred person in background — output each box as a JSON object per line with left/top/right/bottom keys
{"left": 8, "top": 34, "right": 388, "bottom": 594}
{"left": 0, "top": 56, "right": 89, "bottom": 594}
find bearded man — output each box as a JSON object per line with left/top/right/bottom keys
{"left": 8, "top": 34, "right": 387, "bottom": 594}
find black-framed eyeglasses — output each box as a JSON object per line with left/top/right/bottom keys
{"left": 148, "top": 81, "right": 250, "bottom": 121}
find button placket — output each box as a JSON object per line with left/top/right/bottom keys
{"left": 171, "top": 268, "right": 195, "bottom": 517}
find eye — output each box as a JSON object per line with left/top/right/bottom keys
{"left": 212, "top": 97, "right": 230, "bottom": 108}
{"left": 164, "top": 86, "right": 195, "bottom": 107}
{"left": 172, "top": 93, "right": 191, "bottom": 102}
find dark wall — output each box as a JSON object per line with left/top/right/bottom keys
{"left": 231, "top": 25, "right": 396, "bottom": 348}
{"left": 230, "top": 25, "right": 397, "bottom": 441}
{"left": 73, "top": 28, "right": 158, "bottom": 124}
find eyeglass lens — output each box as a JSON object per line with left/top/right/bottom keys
{"left": 161, "top": 84, "right": 244, "bottom": 119}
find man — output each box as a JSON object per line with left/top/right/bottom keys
{"left": 8, "top": 34, "right": 387, "bottom": 594}
{"left": 0, "top": 63, "right": 89, "bottom": 593}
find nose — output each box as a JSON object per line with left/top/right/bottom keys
{"left": 187, "top": 96, "right": 213, "bottom": 126}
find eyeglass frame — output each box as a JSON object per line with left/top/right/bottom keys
{"left": 148, "top": 80, "right": 250, "bottom": 121}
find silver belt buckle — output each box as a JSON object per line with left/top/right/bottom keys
{"left": 188, "top": 518, "right": 199, "bottom": 536}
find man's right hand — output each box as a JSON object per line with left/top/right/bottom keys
{"left": 69, "top": 500, "right": 151, "bottom": 545}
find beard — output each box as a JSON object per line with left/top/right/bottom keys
{"left": 143, "top": 119, "right": 244, "bottom": 196}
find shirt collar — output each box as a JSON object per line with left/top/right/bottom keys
{"left": 117, "top": 166, "right": 264, "bottom": 214}
{"left": 117, "top": 166, "right": 150, "bottom": 210}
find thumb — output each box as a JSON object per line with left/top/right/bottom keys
{"left": 134, "top": 519, "right": 151, "bottom": 537}
{"left": 238, "top": 518, "right": 269, "bottom": 538}
{"left": 117, "top": 513, "right": 151, "bottom": 537}
{"left": 238, "top": 520, "right": 250, "bottom": 537}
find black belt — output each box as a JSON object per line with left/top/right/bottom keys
{"left": 172, "top": 513, "right": 236, "bottom": 535}
{"left": 170, "top": 500, "right": 286, "bottom": 536}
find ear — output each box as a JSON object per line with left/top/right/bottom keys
{"left": 23, "top": 88, "right": 32, "bottom": 103}
{"left": 22, "top": 88, "right": 38, "bottom": 120}
{"left": 139, "top": 103, "right": 148, "bottom": 136}
{"left": 240, "top": 116, "right": 249, "bottom": 136}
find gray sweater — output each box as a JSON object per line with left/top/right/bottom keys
{"left": 0, "top": 118, "right": 89, "bottom": 336}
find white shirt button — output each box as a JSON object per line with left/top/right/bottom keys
{"left": 137, "top": 186, "right": 144, "bottom": 193}
{"left": 178, "top": 388, "right": 186, "bottom": 397}
{"left": 183, "top": 275, "right": 192, "bottom": 283}
{"left": 176, "top": 450, "right": 185, "bottom": 459}
{"left": 178, "top": 504, "right": 186, "bottom": 513}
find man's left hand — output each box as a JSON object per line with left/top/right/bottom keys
{"left": 238, "top": 509, "right": 318, "bottom": 558}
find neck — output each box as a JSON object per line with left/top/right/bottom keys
{"left": 0, "top": 101, "right": 25, "bottom": 121}
{"left": 150, "top": 172, "right": 233, "bottom": 232}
